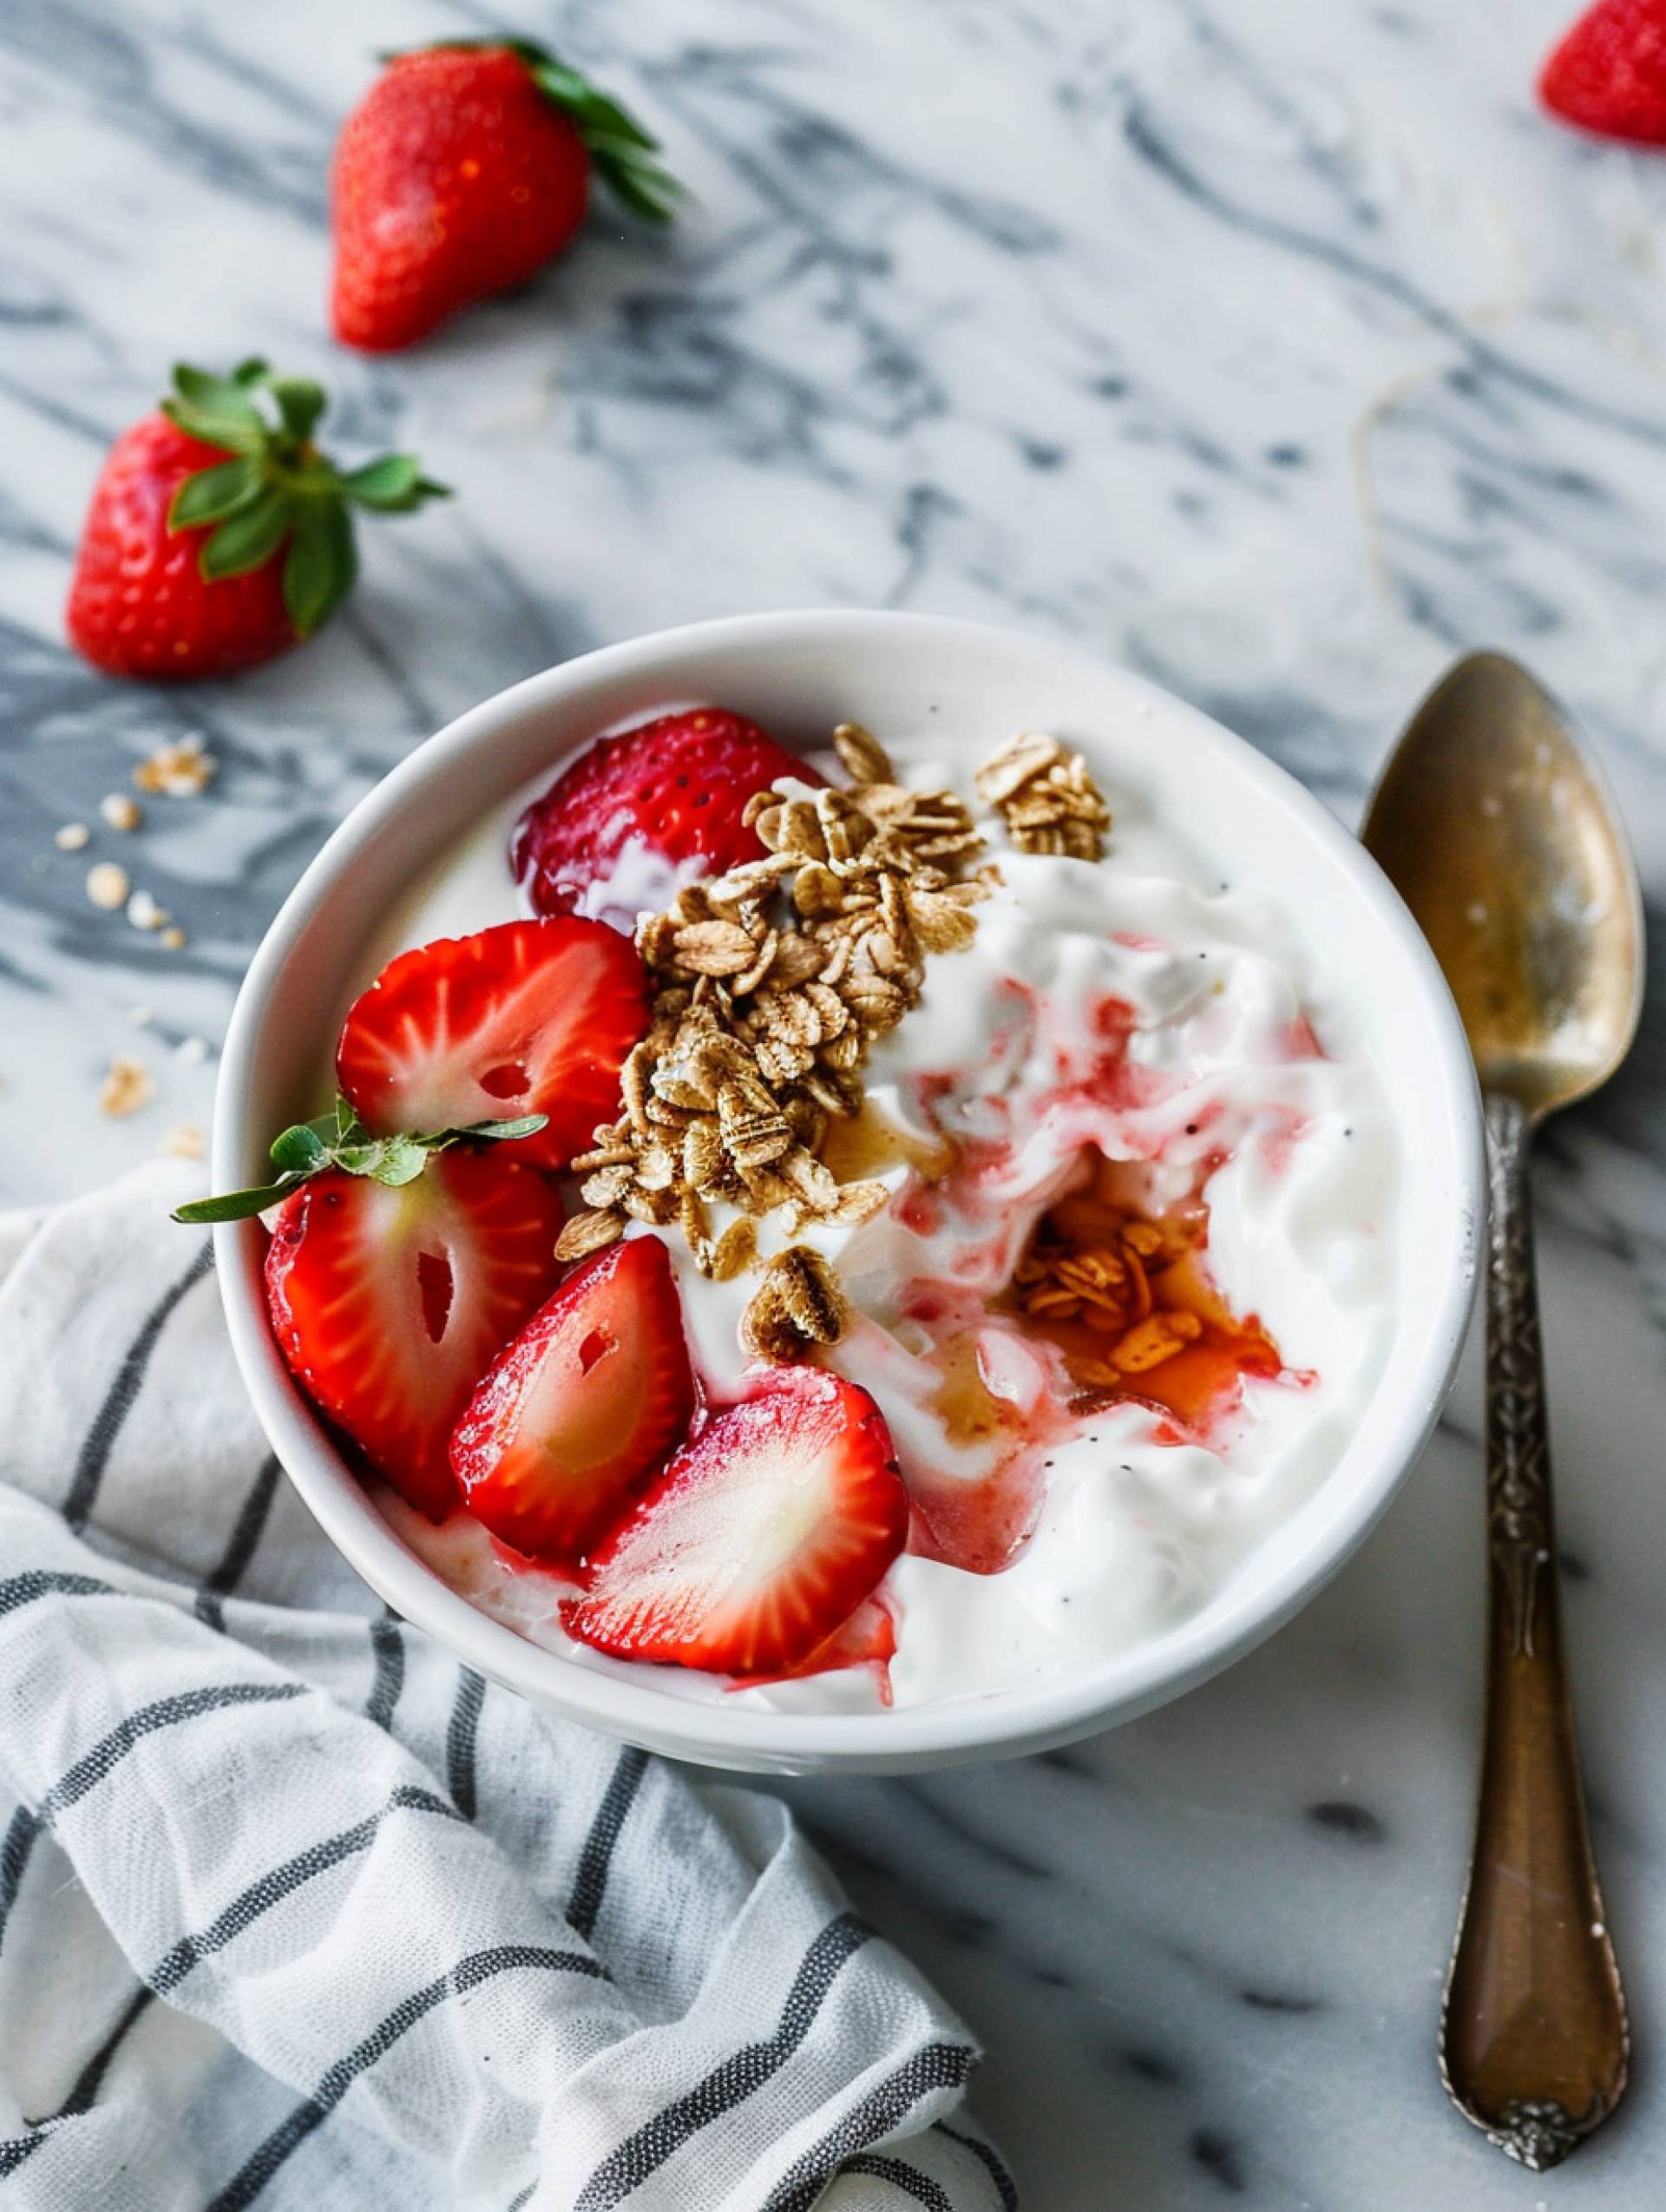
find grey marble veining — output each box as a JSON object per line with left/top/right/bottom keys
{"left": 3, "top": 1, "right": 1666, "bottom": 2203}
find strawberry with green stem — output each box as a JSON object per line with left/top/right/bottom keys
{"left": 331, "top": 38, "right": 680, "bottom": 352}
{"left": 66, "top": 358, "right": 449, "bottom": 680}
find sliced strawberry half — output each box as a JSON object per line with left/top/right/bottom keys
{"left": 510, "top": 706, "right": 821, "bottom": 922}
{"left": 335, "top": 917, "right": 648, "bottom": 1172}
{"left": 561, "top": 1369, "right": 908, "bottom": 1677}
{"left": 451, "top": 1235, "right": 695, "bottom": 1564}
{"left": 266, "top": 1149, "right": 565, "bottom": 1518}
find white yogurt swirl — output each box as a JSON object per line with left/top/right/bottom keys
{"left": 374, "top": 734, "right": 1398, "bottom": 1714}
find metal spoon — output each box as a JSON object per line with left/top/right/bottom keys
{"left": 1363, "top": 650, "right": 1642, "bottom": 2170}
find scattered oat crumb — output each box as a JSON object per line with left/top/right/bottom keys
{"left": 174, "top": 1034, "right": 211, "bottom": 1066}
{"left": 161, "top": 1121, "right": 204, "bottom": 1160}
{"left": 86, "top": 861, "right": 130, "bottom": 910}
{"left": 99, "top": 1053, "right": 154, "bottom": 1118}
{"left": 56, "top": 822, "right": 90, "bottom": 852}
{"left": 128, "top": 1005, "right": 154, "bottom": 1028}
{"left": 158, "top": 925, "right": 187, "bottom": 951}
{"left": 127, "top": 889, "right": 171, "bottom": 932}
{"left": 133, "top": 734, "right": 216, "bottom": 797}
{"left": 100, "top": 792, "right": 143, "bottom": 832}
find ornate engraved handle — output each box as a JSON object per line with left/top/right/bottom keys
{"left": 1440, "top": 1091, "right": 1628, "bottom": 2169}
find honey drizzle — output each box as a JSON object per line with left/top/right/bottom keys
{"left": 999, "top": 1151, "right": 1285, "bottom": 1427}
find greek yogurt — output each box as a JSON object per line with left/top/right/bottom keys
{"left": 366, "top": 731, "right": 1398, "bottom": 1713}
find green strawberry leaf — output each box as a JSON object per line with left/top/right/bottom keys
{"left": 200, "top": 486, "right": 292, "bottom": 581}
{"left": 528, "top": 58, "right": 658, "bottom": 151}
{"left": 269, "top": 377, "right": 327, "bottom": 445}
{"left": 282, "top": 502, "right": 357, "bottom": 637}
{"left": 164, "top": 361, "right": 272, "bottom": 456}
{"left": 173, "top": 361, "right": 267, "bottom": 420}
{"left": 590, "top": 142, "right": 680, "bottom": 226}
{"left": 340, "top": 454, "right": 452, "bottom": 513}
{"left": 529, "top": 56, "right": 680, "bottom": 220}
{"left": 162, "top": 398, "right": 266, "bottom": 457}
{"left": 168, "top": 454, "right": 265, "bottom": 532}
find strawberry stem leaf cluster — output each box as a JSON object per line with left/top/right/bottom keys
{"left": 174, "top": 1095, "right": 547, "bottom": 1224}
{"left": 162, "top": 359, "right": 449, "bottom": 636}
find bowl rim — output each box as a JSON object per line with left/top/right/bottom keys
{"left": 214, "top": 607, "right": 1484, "bottom": 1771}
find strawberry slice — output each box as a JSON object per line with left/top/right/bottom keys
{"left": 266, "top": 1149, "right": 566, "bottom": 1518}
{"left": 510, "top": 706, "right": 821, "bottom": 922}
{"left": 336, "top": 918, "right": 648, "bottom": 1172}
{"left": 451, "top": 1236, "right": 695, "bottom": 1564}
{"left": 562, "top": 1369, "right": 908, "bottom": 1677}
{"left": 737, "top": 1595, "right": 897, "bottom": 1694}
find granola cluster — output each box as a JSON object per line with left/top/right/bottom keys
{"left": 554, "top": 719, "right": 1117, "bottom": 1367}
{"left": 1013, "top": 1206, "right": 1205, "bottom": 1388}
{"left": 974, "top": 731, "right": 1112, "bottom": 861}
{"left": 554, "top": 721, "right": 993, "bottom": 1358}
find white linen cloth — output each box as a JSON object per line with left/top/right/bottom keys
{"left": 0, "top": 1165, "right": 1013, "bottom": 2212}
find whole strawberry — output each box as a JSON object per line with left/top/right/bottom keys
{"left": 66, "top": 359, "right": 449, "bottom": 680}
{"left": 511, "top": 708, "right": 820, "bottom": 921}
{"left": 331, "top": 39, "right": 679, "bottom": 353}
{"left": 1541, "top": 0, "right": 1666, "bottom": 142}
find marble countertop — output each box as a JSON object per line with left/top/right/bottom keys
{"left": 4, "top": 0, "right": 1665, "bottom": 2202}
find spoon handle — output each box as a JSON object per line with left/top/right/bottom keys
{"left": 1440, "top": 1090, "right": 1628, "bottom": 2169}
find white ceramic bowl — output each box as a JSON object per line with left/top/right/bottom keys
{"left": 215, "top": 610, "right": 1482, "bottom": 1775}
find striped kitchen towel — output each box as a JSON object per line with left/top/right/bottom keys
{"left": 0, "top": 1164, "right": 1013, "bottom": 2212}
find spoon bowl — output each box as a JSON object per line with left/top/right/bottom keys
{"left": 1364, "top": 652, "right": 1643, "bottom": 1118}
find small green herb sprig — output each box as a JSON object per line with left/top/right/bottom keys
{"left": 173, "top": 1097, "right": 547, "bottom": 1225}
